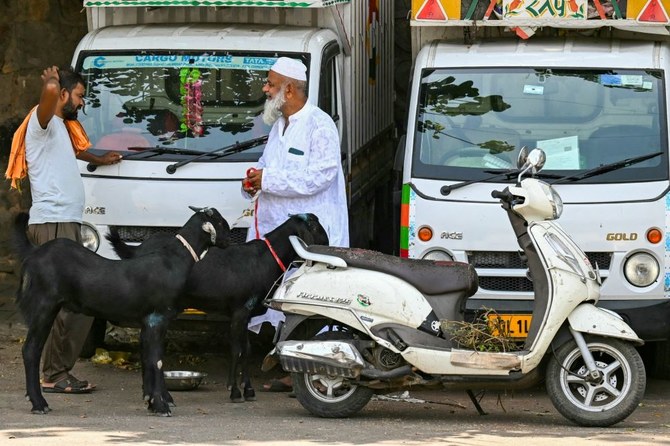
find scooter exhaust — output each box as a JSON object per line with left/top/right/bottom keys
{"left": 277, "top": 340, "right": 414, "bottom": 380}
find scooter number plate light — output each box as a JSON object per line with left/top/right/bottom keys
{"left": 487, "top": 314, "right": 532, "bottom": 338}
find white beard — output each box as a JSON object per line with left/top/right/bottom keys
{"left": 262, "top": 87, "right": 287, "bottom": 125}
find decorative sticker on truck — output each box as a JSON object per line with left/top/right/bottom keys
{"left": 503, "top": 0, "right": 587, "bottom": 19}
{"left": 83, "top": 55, "right": 277, "bottom": 71}
{"left": 400, "top": 184, "right": 417, "bottom": 258}
{"left": 84, "top": 0, "right": 350, "bottom": 7}
{"left": 629, "top": 0, "right": 670, "bottom": 23}
{"left": 412, "top": 0, "right": 459, "bottom": 21}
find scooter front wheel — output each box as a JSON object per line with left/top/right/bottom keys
{"left": 546, "top": 336, "right": 646, "bottom": 427}
{"left": 291, "top": 372, "right": 373, "bottom": 418}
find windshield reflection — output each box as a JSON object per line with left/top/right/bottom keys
{"left": 413, "top": 68, "right": 667, "bottom": 183}
{"left": 79, "top": 53, "right": 275, "bottom": 161}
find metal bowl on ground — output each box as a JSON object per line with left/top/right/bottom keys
{"left": 164, "top": 371, "right": 207, "bottom": 391}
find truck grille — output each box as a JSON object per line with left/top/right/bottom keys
{"left": 469, "top": 251, "right": 611, "bottom": 292}
{"left": 113, "top": 226, "right": 248, "bottom": 245}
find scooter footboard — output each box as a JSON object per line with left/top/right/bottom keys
{"left": 568, "top": 304, "right": 643, "bottom": 345}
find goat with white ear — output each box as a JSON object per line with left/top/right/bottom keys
{"left": 13, "top": 206, "right": 230, "bottom": 416}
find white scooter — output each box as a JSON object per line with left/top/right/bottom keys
{"left": 263, "top": 148, "right": 646, "bottom": 427}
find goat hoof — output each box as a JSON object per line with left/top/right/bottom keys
{"left": 245, "top": 396, "right": 257, "bottom": 402}
{"left": 231, "top": 397, "right": 245, "bottom": 403}
{"left": 31, "top": 406, "right": 51, "bottom": 414}
{"left": 244, "top": 389, "right": 256, "bottom": 401}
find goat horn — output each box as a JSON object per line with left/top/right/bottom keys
{"left": 189, "top": 205, "right": 203, "bottom": 213}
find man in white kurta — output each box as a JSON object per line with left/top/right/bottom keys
{"left": 244, "top": 57, "right": 349, "bottom": 246}
{"left": 246, "top": 102, "right": 349, "bottom": 246}
{"left": 244, "top": 57, "right": 349, "bottom": 339}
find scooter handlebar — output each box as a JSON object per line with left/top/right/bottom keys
{"left": 491, "top": 189, "right": 509, "bottom": 200}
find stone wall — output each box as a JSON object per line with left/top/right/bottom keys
{"left": 0, "top": 0, "right": 87, "bottom": 275}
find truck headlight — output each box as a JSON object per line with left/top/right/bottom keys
{"left": 80, "top": 223, "right": 100, "bottom": 252}
{"left": 422, "top": 250, "right": 454, "bottom": 261}
{"left": 624, "top": 252, "right": 659, "bottom": 287}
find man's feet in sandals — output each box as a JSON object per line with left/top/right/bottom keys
{"left": 262, "top": 375, "right": 292, "bottom": 392}
{"left": 42, "top": 375, "right": 95, "bottom": 394}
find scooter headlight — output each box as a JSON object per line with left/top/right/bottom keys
{"left": 80, "top": 223, "right": 100, "bottom": 252}
{"left": 624, "top": 252, "right": 659, "bottom": 287}
{"left": 539, "top": 181, "right": 563, "bottom": 219}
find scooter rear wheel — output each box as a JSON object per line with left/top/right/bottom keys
{"left": 546, "top": 336, "right": 646, "bottom": 427}
{"left": 291, "top": 371, "right": 373, "bottom": 418}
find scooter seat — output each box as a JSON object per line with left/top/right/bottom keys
{"left": 305, "top": 245, "right": 479, "bottom": 296}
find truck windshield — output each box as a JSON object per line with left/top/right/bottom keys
{"left": 78, "top": 52, "right": 277, "bottom": 161}
{"left": 412, "top": 67, "right": 668, "bottom": 183}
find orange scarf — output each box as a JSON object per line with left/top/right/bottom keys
{"left": 5, "top": 107, "right": 91, "bottom": 191}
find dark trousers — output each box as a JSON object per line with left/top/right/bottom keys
{"left": 27, "top": 222, "right": 94, "bottom": 384}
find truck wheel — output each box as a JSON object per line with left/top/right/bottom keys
{"left": 291, "top": 371, "right": 373, "bottom": 418}
{"left": 546, "top": 336, "right": 646, "bottom": 427}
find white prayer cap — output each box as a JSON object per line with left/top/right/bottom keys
{"left": 270, "top": 57, "right": 307, "bottom": 81}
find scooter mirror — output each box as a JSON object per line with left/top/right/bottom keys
{"left": 527, "top": 148, "right": 546, "bottom": 172}
{"left": 517, "top": 146, "right": 529, "bottom": 169}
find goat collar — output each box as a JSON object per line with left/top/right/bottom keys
{"left": 175, "top": 234, "right": 207, "bottom": 262}
{"left": 264, "top": 238, "right": 286, "bottom": 272}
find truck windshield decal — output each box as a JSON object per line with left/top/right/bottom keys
{"left": 83, "top": 55, "right": 276, "bottom": 71}
{"left": 412, "top": 67, "right": 668, "bottom": 184}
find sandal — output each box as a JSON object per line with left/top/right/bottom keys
{"left": 66, "top": 374, "right": 89, "bottom": 388}
{"left": 42, "top": 378, "right": 93, "bottom": 394}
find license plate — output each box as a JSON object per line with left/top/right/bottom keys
{"left": 487, "top": 314, "right": 532, "bottom": 339}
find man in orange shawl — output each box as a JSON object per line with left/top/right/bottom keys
{"left": 13, "top": 66, "right": 121, "bottom": 395}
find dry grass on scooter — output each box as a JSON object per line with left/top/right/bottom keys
{"left": 440, "top": 307, "right": 521, "bottom": 353}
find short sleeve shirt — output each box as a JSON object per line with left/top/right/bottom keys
{"left": 25, "top": 112, "right": 85, "bottom": 224}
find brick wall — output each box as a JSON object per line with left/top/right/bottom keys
{"left": 0, "top": 0, "right": 87, "bottom": 272}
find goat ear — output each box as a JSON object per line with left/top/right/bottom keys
{"left": 201, "top": 221, "right": 217, "bottom": 244}
{"left": 204, "top": 207, "right": 213, "bottom": 217}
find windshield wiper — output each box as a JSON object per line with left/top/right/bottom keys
{"left": 166, "top": 135, "right": 269, "bottom": 174}
{"left": 86, "top": 146, "right": 206, "bottom": 172}
{"left": 440, "top": 169, "right": 563, "bottom": 196}
{"left": 551, "top": 151, "right": 663, "bottom": 184}
{"left": 126, "top": 146, "right": 206, "bottom": 157}
{"left": 440, "top": 169, "right": 519, "bottom": 196}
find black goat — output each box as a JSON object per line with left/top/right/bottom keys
{"left": 13, "top": 207, "right": 230, "bottom": 416}
{"left": 109, "top": 213, "right": 329, "bottom": 402}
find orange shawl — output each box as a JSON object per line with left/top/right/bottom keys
{"left": 5, "top": 107, "right": 91, "bottom": 191}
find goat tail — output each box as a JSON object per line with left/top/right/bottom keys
{"left": 105, "top": 227, "right": 137, "bottom": 259}
{"left": 12, "top": 212, "right": 35, "bottom": 263}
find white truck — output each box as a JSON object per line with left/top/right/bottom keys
{"left": 397, "top": 0, "right": 670, "bottom": 368}
{"left": 73, "top": 0, "right": 395, "bottom": 256}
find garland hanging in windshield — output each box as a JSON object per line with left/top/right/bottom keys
{"left": 180, "top": 67, "right": 204, "bottom": 136}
